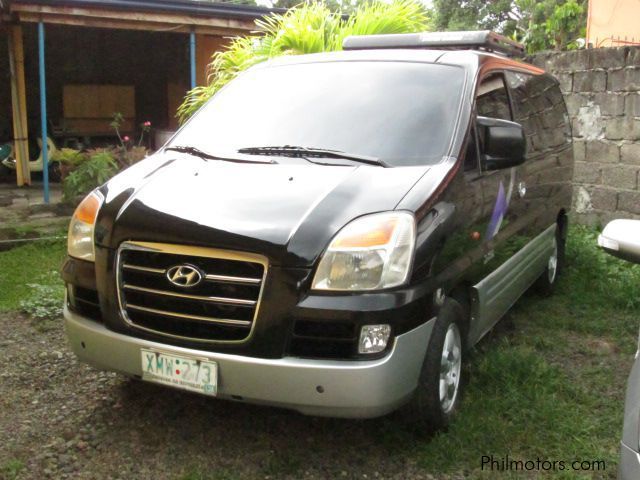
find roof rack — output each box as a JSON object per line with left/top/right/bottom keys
{"left": 342, "top": 30, "right": 525, "bottom": 58}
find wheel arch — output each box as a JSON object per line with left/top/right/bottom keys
{"left": 448, "top": 283, "right": 473, "bottom": 350}
{"left": 557, "top": 209, "right": 568, "bottom": 241}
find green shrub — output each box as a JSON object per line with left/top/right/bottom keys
{"left": 62, "top": 148, "right": 117, "bottom": 201}
{"left": 562, "top": 224, "right": 640, "bottom": 310}
{"left": 19, "top": 271, "right": 64, "bottom": 321}
{"left": 0, "top": 459, "right": 24, "bottom": 480}
{"left": 0, "top": 241, "right": 66, "bottom": 312}
{"left": 111, "top": 113, "right": 151, "bottom": 167}
{"left": 51, "top": 147, "right": 87, "bottom": 166}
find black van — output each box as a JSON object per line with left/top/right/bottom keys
{"left": 63, "top": 31, "right": 573, "bottom": 428}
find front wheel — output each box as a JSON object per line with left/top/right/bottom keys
{"left": 402, "top": 298, "right": 466, "bottom": 431}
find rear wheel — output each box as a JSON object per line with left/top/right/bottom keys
{"left": 403, "top": 298, "right": 466, "bottom": 431}
{"left": 534, "top": 225, "right": 565, "bottom": 296}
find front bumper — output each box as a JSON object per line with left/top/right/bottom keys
{"left": 65, "top": 305, "right": 435, "bottom": 418}
{"left": 619, "top": 442, "right": 640, "bottom": 480}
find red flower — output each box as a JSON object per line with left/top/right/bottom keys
{"left": 143, "top": 121, "right": 151, "bottom": 127}
{"left": 123, "top": 136, "right": 130, "bottom": 142}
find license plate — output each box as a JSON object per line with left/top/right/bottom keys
{"left": 140, "top": 349, "right": 217, "bottom": 396}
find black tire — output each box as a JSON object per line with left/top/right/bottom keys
{"left": 534, "top": 225, "right": 566, "bottom": 296}
{"left": 402, "top": 298, "right": 466, "bottom": 431}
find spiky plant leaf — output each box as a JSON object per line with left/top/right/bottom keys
{"left": 177, "top": 0, "right": 429, "bottom": 123}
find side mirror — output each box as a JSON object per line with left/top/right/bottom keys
{"left": 477, "top": 116, "right": 526, "bottom": 171}
{"left": 598, "top": 219, "right": 640, "bottom": 264}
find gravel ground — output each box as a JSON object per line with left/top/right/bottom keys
{"left": 0, "top": 312, "right": 453, "bottom": 480}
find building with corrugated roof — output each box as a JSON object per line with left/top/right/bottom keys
{"left": 1, "top": 0, "right": 279, "bottom": 187}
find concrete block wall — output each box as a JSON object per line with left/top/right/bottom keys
{"left": 530, "top": 47, "right": 640, "bottom": 224}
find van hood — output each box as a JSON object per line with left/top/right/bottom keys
{"left": 97, "top": 153, "right": 430, "bottom": 267}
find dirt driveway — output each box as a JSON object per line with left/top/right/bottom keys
{"left": 0, "top": 313, "right": 445, "bottom": 480}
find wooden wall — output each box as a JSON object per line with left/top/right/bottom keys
{"left": 0, "top": 24, "right": 191, "bottom": 146}
{"left": 0, "top": 25, "right": 242, "bottom": 146}
{"left": 196, "top": 34, "right": 230, "bottom": 87}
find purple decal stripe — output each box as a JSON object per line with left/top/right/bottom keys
{"left": 486, "top": 181, "right": 508, "bottom": 240}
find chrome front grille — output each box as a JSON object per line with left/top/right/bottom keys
{"left": 116, "top": 242, "right": 267, "bottom": 343}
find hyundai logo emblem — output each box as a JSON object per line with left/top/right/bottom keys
{"left": 166, "top": 264, "right": 203, "bottom": 288}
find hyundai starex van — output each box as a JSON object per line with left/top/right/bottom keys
{"left": 62, "top": 31, "right": 574, "bottom": 429}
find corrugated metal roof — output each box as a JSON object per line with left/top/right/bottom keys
{"left": 6, "top": 0, "right": 282, "bottom": 19}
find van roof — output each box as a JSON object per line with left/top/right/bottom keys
{"left": 259, "top": 48, "right": 544, "bottom": 76}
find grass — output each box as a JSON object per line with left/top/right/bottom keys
{"left": 0, "top": 459, "right": 24, "bottom": 480}
{"left": 0, "top": 240, "right": 66, "bottom": 312}
{"left": 1, "top": 225, "right": 638, "bottom": 479}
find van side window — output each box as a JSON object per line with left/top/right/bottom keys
{"left": 506, "top": 71, "right": 572, "bottom": 158}
{"left": 476, "top": 74, "right": 512, "bottom": 121}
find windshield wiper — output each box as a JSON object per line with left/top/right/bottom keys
{"left": 166, "top": 145, "right": 275, "bottom": 164}
{"left": 237, "top": 145, "right": 389, "bottom": 167}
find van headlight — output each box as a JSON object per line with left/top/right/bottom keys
{"left": 68, "top": 191, "right": 103, "bottom": 262}
{"left": 312, "top": 211, "right": 416, "bottom": 291}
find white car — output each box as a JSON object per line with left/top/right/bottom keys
{"left": 598, "top": 220, "right": 640, "bottom": 480}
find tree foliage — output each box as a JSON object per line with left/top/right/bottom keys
{"left": 430, "top": 0, "right": 586, "bottom": 53}
{"left": 431, "top": 0, "right": 514, "bottom": 33}
{"left": 177, "top": 0, "right": 429, "bottom": 122}
{"left": 544, "top": 0, "right": 584, "bottom": 50}
{"left": 262, "top": 0, "right": 362, "bottom": 14}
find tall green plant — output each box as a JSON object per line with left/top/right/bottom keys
{"left": 430, "top": 0, "right": 586, "bottom": 54}
{"left": 545, "top": 0, "right": 584, "bottom": 50}
{"left": 178, "top": 0, "right": 429, "bottom": 122}
{"left": 62, "top": 149, "right": 117, "bottom": 201}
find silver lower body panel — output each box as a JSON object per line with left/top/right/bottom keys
{"left": 470, "top": 224, "right": 556, "bottom": 344}
{"left": 64, "top": 305, "right": 435, "bottom": 418}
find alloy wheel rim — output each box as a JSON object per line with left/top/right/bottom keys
{"left": 439, "top": 323, "right": 462, "bottom": 414}
{"left": 548, "top": 238, "right": 558, "bottom": 284}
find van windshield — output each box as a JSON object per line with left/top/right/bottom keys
{"left": 170, "top": 61, "right": 464, "bottom": 167}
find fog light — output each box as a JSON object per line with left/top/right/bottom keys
{"left": 358, "top": 324, "right": 391, "bottom": 354}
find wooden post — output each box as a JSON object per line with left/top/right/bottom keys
{"left": 7, "top": 24, "right": 31, "bottom": 186}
